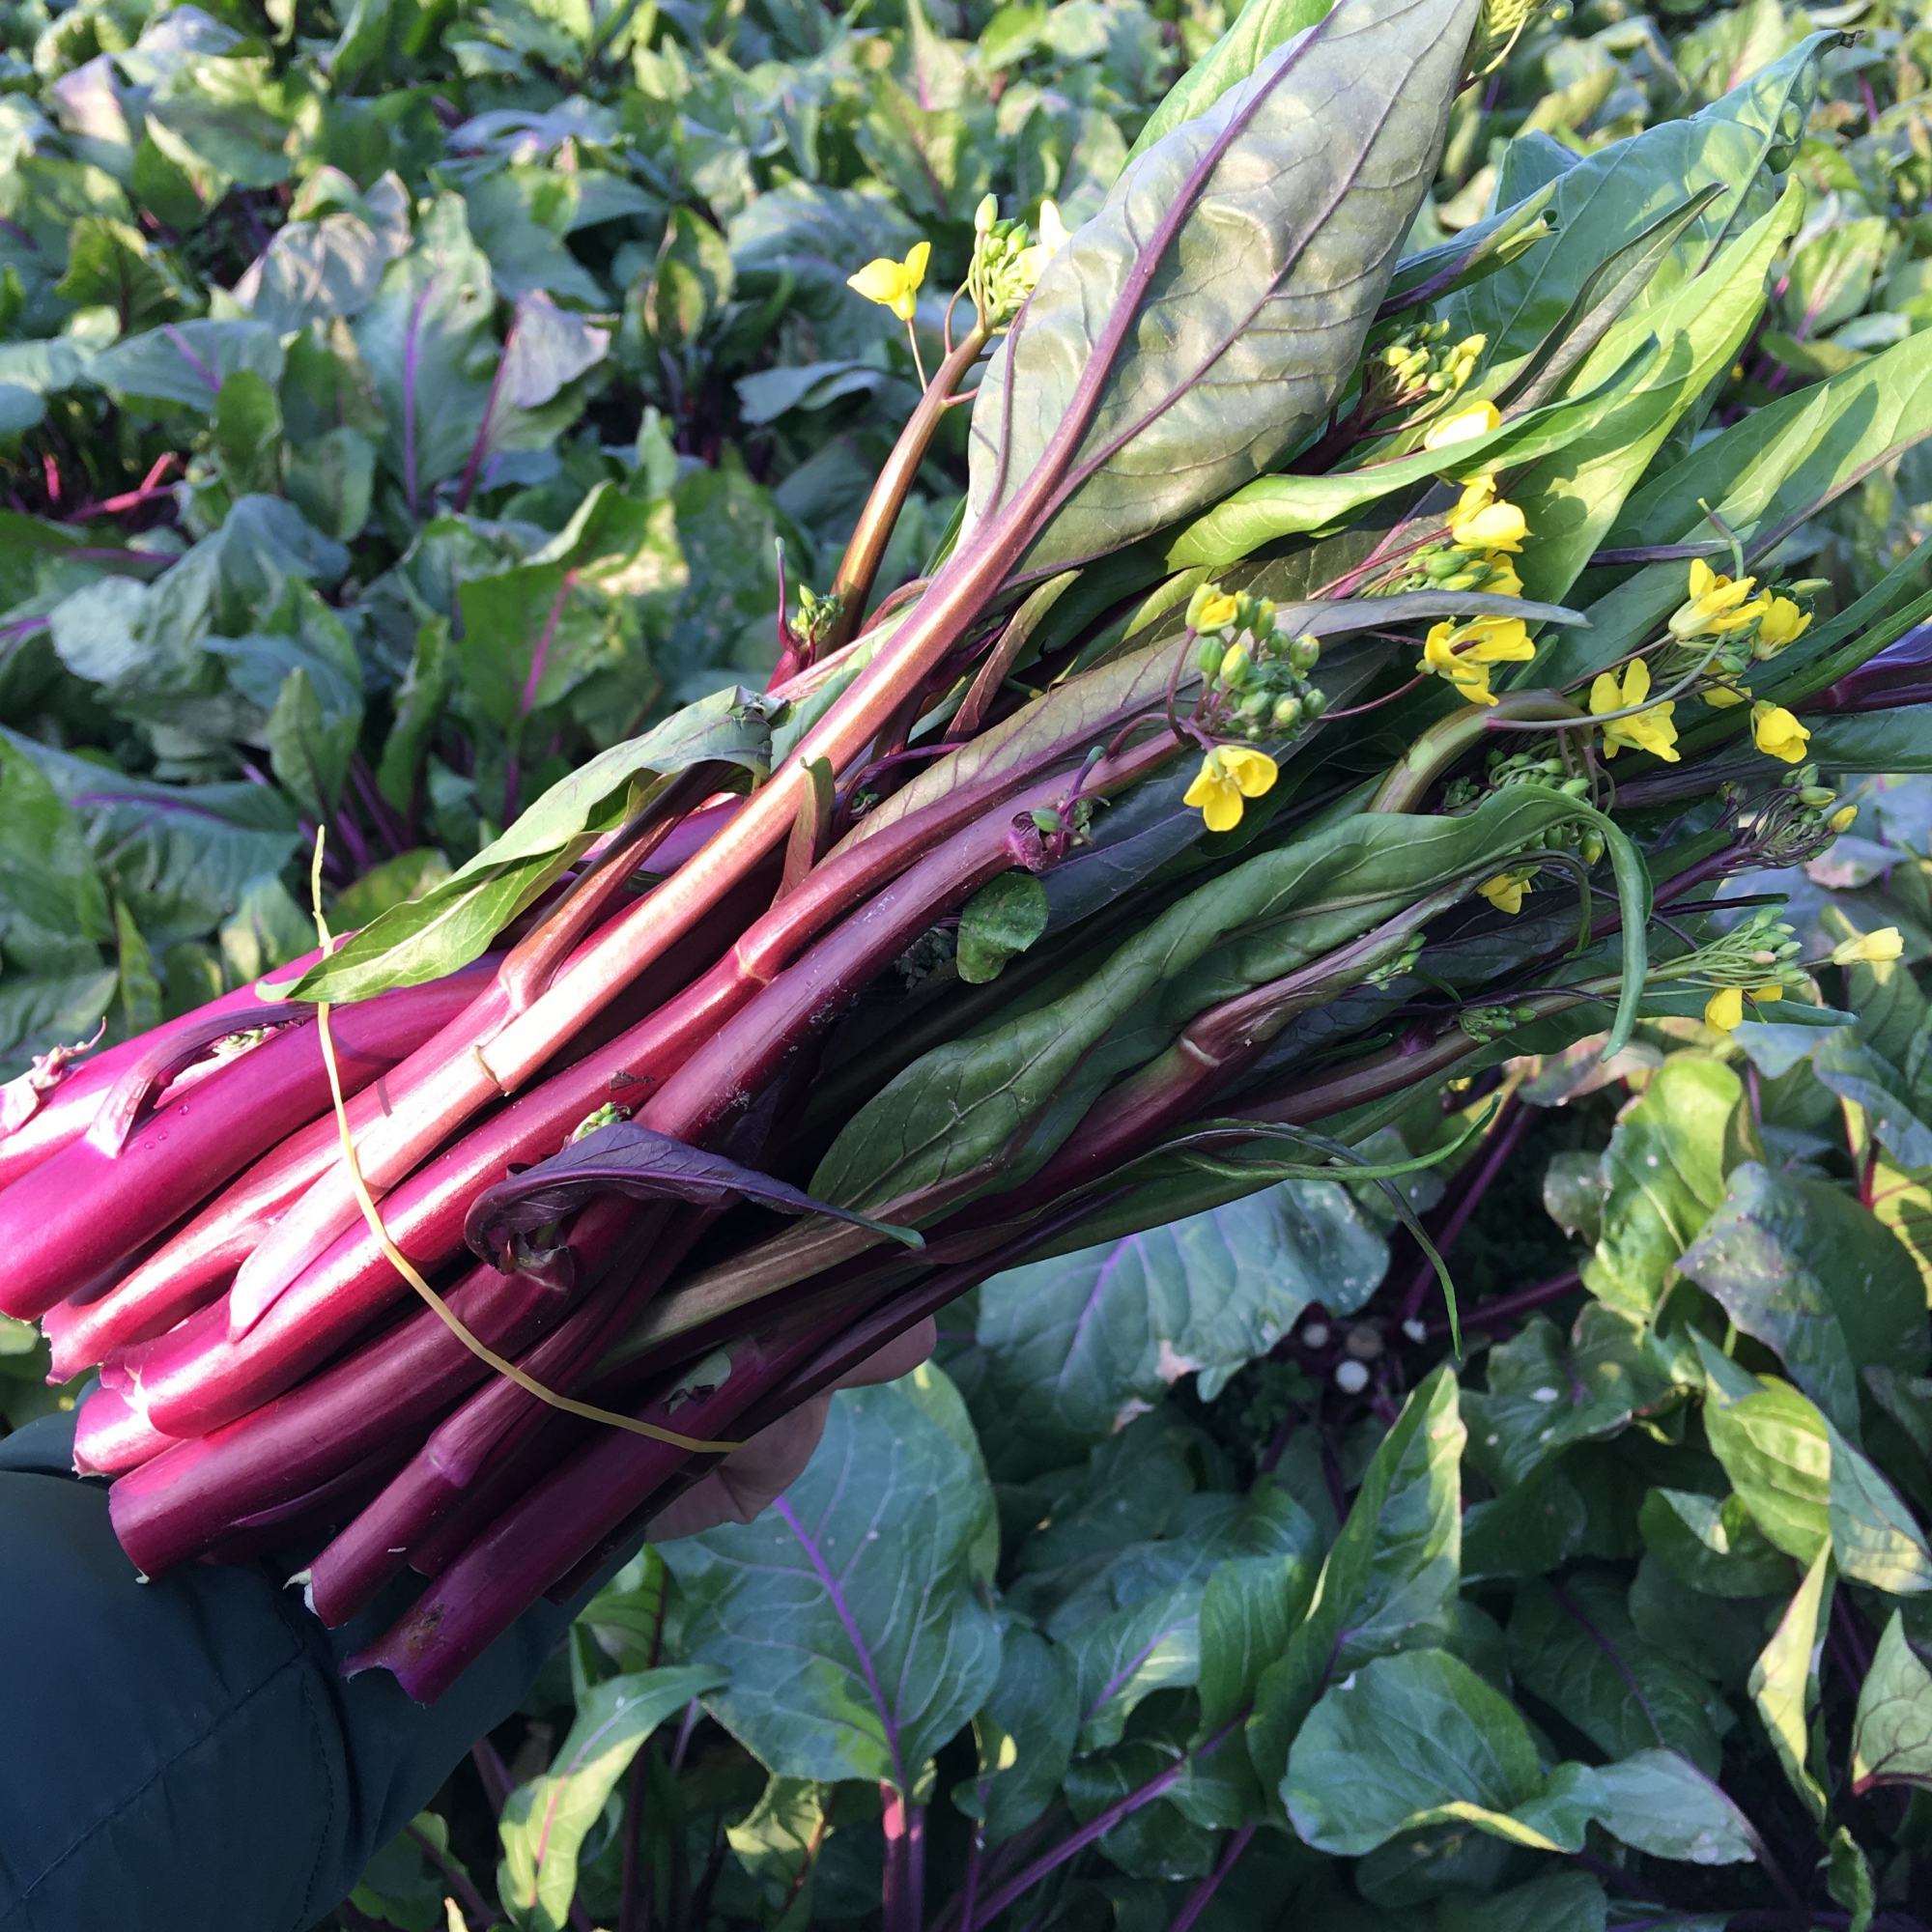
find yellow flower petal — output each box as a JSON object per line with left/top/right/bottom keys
{"left": 847, "top": 257, "right": 910, "bottom": 306}
{"left": 1477, "top": 872, "right": 1528, "bottom": 915}
{"left": 1218, "top": 746, "right": 1280, "bottom": 798}
{"left": 1423, "top": 402, "right": 1501, "bottom": 453}
{"left": 1748, "top": 983, "right": 1784, "bottom": 1003}
{"left": 1828, "top": 805, "right": 1858, "bottom": 834}
{"left": 1704, "top": 986, "right": 1744, "bottom": 1032}
{"left": 1750, "top": 700, "right": 1810, "bottom": 764}
{"left": 1832, "top": 926, "right": 1905, "bottom": 967}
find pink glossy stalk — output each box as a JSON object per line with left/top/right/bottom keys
{"left": 0, "top": 946, "right": 328, "bottom": 1189}
{"left": 303, "top": 1203, "right": 669, "bottom": 1627}
{"left": 105, "top": 1259, "right": 585, "bottom": 1577}
{"left": 72, "top": 1384, "right": 180, "bottom": 1477}
{"left": 0, "top": 972, "right": 487, "bottom": 1322}
{"left": 347, "top": 1327, "right": 823, "bottom": 1702}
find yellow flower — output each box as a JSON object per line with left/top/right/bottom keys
{"left": 847, "top": 240, "right": 931, "bottom": 321}
{"left": 1750, "top": 700, "right": 1810, "bottom": 764}
{"left": 1418, "top": 613, "right": 1536, "bottom": 707}
{"left": 1448, "top": 475, "right": 1527, "bottom": 553}
{"left": 1702, "top": 681, "right": 1749, "bottom": 710}
{"left": 1828, "top": 805, "right": 1858, "bottom": 834}
{"left": 1704, "top": 986, "right": 1744, "bottom": 1032}
{"left": 1482, "top": 552, "right": 1524, "bottom": 598}
{"left": 1183, "top": 745, "right": 1279, "bottom": 833}
{"left": 1749, "top": 983, "right": 1784, "bottom": 1003}
{"left": 1589, "top": 657, "right": 1680, "bottom": 761}
{"left": 1192, "top": 590, "right": 1239, "bottom": 632}
{"left": 1668, "top": 557, "right": 1765, "bottom": 641}
{"left": 1477, "top": 870, "right": 1534, "bottom": 915}
{"left": 1423, "top": 402, "right": 1501, "bottom": 453}
{"left": 1754, "top": 594, "right": 1811, "bottom": 656}
{"left": 1832, "top": 926, "right": 1905, "bottom": 967}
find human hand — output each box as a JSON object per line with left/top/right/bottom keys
{"left": 644, "top": 1319, "right": 938, "bottom": 1540}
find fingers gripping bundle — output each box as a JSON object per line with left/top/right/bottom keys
{"left": 5, "top": 0, "right": 1929, "bottom": 1701}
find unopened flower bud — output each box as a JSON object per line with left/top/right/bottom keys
{"left": 1272, "top": 693, "right": 1305, "bottom": 730}
{"left": 1289, "top": 634, "right": 1321, "bottom": 673}
{"left": 1220, "top": 642, "right": 1251, "bottom": 688}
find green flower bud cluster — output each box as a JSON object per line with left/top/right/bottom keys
{"left": 1371, "top": 321, "right": 1486, "bottom": 403}
{"left": 1365, "top": 934, "right": 1425, "bottom": 988}
{"left": 1186, "top": 582, "right": 1328, "bottom": 740}
{"left": 1459, "top": 1002, "right": 1542, "bottom": 1041}
{"left": 570, "top": 1102, "right": 631, "bottom": 1142}
{"left": 793, "top": 582, "right": 845, "bottom": 650}
{"left": 1444, "top": 754, "right": 1606, "bottom": 865}
{"left": 970, "top": 195, "right": 1064, "bottom": 327}
{"left": 1742, "top": 761, "right": 1851, "bottom": 864}
{"left": 1668, "top": 907, "right": 1804, "bottom": 994}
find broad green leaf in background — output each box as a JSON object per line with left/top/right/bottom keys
{"left": 1584, "top": 1056, "right": 1740, "bottom": 1318}
{"left": 1703, "top": 1368, "right": 1932, "bottom": 1595}
{"left": 966, "top": 1179, "right": 1384, "bottom": 1470}
{"left": 1249, "top": 1368, "right": 1463, "bottom": 1791}
{"left": 964, "top": 0, "right": 1480, "bottom": 573}
{"left": 1507, "top": 1574, "right": 1729, "bottom": 1774}
{"left": 1679, "top": 1162, "right": 1927, "bottom": 1437}
{"left": 1463, "top": 1305, "right": 1673, "bottom": 1489}
{"left": 1285, "top": 1648, "right": 1563, "bottom": 1856}
{"left": 1638, "top": 1488, "right": 1792, "bottom": 1598}
{"left": 953, "top": 1624, "right": 1079, "bottom": 1846}
{"left": 723, "top": 1779, "right": 830, "bottom": 1932}
{"left": 1749, "top": 1547, "right": 1833, "bottom": 1821}
{"left": 89, "top": 317, "right": 283, "bottom": 412}
{"left": 497, "top": 1664, "right": 724, "bottom": 1932}
{"left": 662, "top": 1373, "right": 1002, "bottom": 1792}
{"left": 1195, "top": 1549, "right": 1319, "bottom": 1736}
{"left": 1850, "top": 1612, "right": 1932, "bottom": 1797}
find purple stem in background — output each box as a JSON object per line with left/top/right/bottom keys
{"left": 523, "top": 570, "right": 578, "bottom": 717}
{"left": 967, "top": 1720, "right": 1239, "bottom": 1929}
{"left": 160, "top": 325, "right": 221, "bottom": 396}
{"left": 472, "top": 1736, "right": 513, "bottom": 1815}
{"left": 455, "top": 310, "right": 518, "bottom": 512}
{"left": 773, "top": 1495, "right": 908, "bottom": 1792}
{"left": 406, "top": 1822, "right": 496, "bottom": 1932}
{"left": 881, "top": 1783, "right": 925, "bottom": 1932}
{"left": 402, "top": 278, "right": 438, "bottom": 519}
{"left": 1170, "top": 1822, "right": 1255, "bottom": 1932}
{"left": 1426, "top": 1268, "right": 1580, "bottom": 1340}
{"left": 1397, "top": 1095, "right": 1532, "bottom": 1323}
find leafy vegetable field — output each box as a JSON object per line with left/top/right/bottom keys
{"left": 5, "top": 0, "right": 1932, "bottom": 1926}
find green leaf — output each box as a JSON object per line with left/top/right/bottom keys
{"left": 661, "top": 1374, "right": 1002, "bottom": 1790}
{"left": 967, "top": 1179, "right": 1384, "bottom": 1467}
{"left": 54, "top": 215, "right": 181, "bottom": 330}
{"left": 1584, "top": 1056, "right": 1740, "bottom": 1318}
{"left": 1679, "top": 1162, "right": 1928, "bottom": 1436}
{"left": 1585, "top": 1750, "right": 1757, "bottom": 1865}
{"left": 953, "top": 1624, "right": 1077, "bottom": 1845}
{"left": 1828, "top": 1827, "right": 1876, "bottom": 1932}
{"left": 1572, "top": 330, "right": 1932, "bottom": 688}
{"left": 1464, "top": 1305, "right": 1674, "bottom": 1489}
{"left": 1812, "top": 1027, "right": 1932, "bottom": 1174}
{"left": 1507, "top": 181, "right": 1804, "bottom": 614}
{"left": 1163, "top": 345, "right": 1659, "bottom": 571}
{"left": 353, "top": 195, "right": 497, "bottom": 507}
{"left": 954, "top": 872, "right": 1050, "bottom": 985}
{"left": 1851, "top": 1612, "right": 1932, "bottom": 1796}
{"left": 1807, "top": 705, "right": 1932, "bottom": 777}
{"left": 283, "top": 684, "right": 773, "bottom": 1003}
{"left": 1638, "top": 1488, "right": 1792, "bottom": 1598}
{"left": 1748, "top": 1547, "right": 1833, "bottom": 1821}
{"left": 89, "top": 319, "right": 284, "bottom": 413}
{"left": 1122, "top": 0, "right": 1331, "bottom": 165}
{"left": 1439, "top": 1872, "right": 1605, "bottom": 1932}
{"left": 1705, "top": 1369, "right": 1932, "bottom": 1595}
{"left": 497, "top": 1663, "right": 723, "bottom": 1932}
{"left": 724, "top": 1778, "right": 829, "bottom": 1932}
{"left": 1196, "top": 1549, "right": 1318, "bottom": 1735}
{"left": 817, "top": 787, "right": 1613, "bottom": 1218}
{"left": 964, "top": 0, "right": 1480, "bottom": 573}
{"left": 1250, "top": 1368, "right": 1463, "bottom": 1791}
{"left": 1286, "top": 1648, "right": 1580, "bottom": 1855}
{"left": 1507, "top": 1575, "right": 1728, "bottom": 1775}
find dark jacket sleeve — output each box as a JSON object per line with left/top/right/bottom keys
{"left": 0, "top": 1410, "right": 577, "bottom": 1932}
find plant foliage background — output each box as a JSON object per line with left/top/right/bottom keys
{"left": 4, "top": 0, "right": 1932, "bottom": 1924}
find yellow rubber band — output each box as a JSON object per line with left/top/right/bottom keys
{"left": 306, "top": 834, "right": 744, "bottom": 1458}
